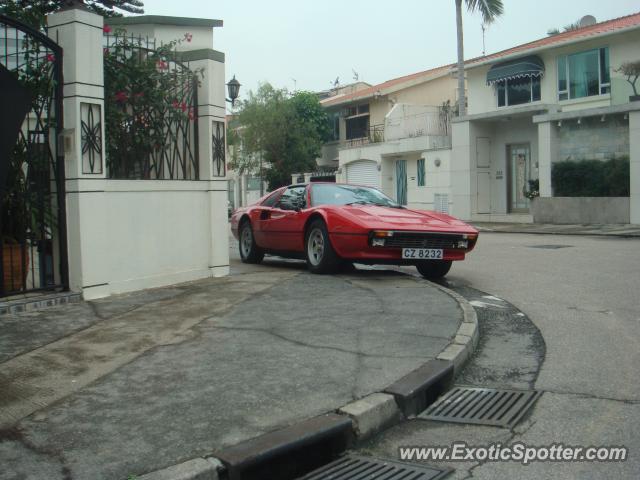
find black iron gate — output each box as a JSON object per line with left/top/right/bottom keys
{"left": 0, "top": 15, "right": 68, "bottom": 297}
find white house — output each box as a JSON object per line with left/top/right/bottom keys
{"left": 322, "top": 66, "right": 459, "bottom": 213}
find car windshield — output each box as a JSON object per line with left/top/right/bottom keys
{"left": 311, "top": 183, "right": 400, "bottom": 208}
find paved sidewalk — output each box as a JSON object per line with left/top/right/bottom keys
{"left": 0, "top": 257, "right": 464, "bottom": 479}
{"left": 472, "top": 222, "right": 640, "bottom": 237}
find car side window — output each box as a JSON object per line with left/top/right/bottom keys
{"left": 276, "top": 186, "right": 307, "bottom": 211}
{"left": 261, "top": 190, "right": 282, "bottom": 207}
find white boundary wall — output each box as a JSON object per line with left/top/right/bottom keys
{"left": 48, "top": 8, "right": 229, "bottom": 300}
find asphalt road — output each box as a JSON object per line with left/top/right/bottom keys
{"left": 363, "top": 232, "right": 640, "bottom": 479}
{"left": 0, "top": 240, "right": 462, "bottom": 480}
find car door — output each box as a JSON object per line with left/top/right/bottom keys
{"left": 262, "top": 185, "right": 309, "bottom": 252}
{"left": 252, "top": 188, "right": 284, "bottom": 249}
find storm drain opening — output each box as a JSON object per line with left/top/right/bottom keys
{"left": 297, "top": 454, "right": 451, "bottom": 480}
{"left": 528, "top": 244, "right": 573, "bottom": 249}
{"left": 419, "top": 387, "right": 541, "bottom": 429}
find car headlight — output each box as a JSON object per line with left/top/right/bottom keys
{"left": 457, "top": 240, "right": 468, "bottom": 249}
{"left": 372, "top": 238, "right": 386, "bottom": 247}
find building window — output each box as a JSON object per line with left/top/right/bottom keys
{"left": 417, "top": 158, "right": 425, "bottom": 186}
{"left": 345, "top": 104, "right": 370, "bottom": 140}
{"left": 557, "top": 47, "right": 610, "bottom": 101}
{"left": 496, "top": 76, "right": 541, "bottom": 107}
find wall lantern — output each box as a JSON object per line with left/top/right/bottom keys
{"left": 226, "top": 75, "right": 241, "bottom": 106}
{"left": 434, "top": 158, "right": 441, "bottom": 167}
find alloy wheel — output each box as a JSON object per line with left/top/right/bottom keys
{"left": 307, "top": 228, "right": 325, "bottom": 266}
{"left": 241, "top": 226, "right": 253, "bottom": 258}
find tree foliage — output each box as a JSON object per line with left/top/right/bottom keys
{"left": 0, "top": 0, "right": 144, "bottom": 29}
{"left": 103, "top": 31, "right": 202, "bottom": 179}
{"left": 547, "top": 20, "right": 582, "bottom": 36}
{"left": 552, "top": 157, "right": 630, "bottom": 197}
{"left": 231, "top": 84, "right": 331, "bottom": 190}
{"left": 616, "top": 61, "right": 640, "bottom": 96}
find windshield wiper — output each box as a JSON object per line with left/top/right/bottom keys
{"left": 345, "top": 200, "right": 405, "bottom": 208}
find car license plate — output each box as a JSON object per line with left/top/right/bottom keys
{"left": 402, "top": 248, "right": 443, "bottom": 260}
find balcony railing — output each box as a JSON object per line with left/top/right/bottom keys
{"left": 339, "top": 106, "right": 452, "bottom": 150}
{"left": 384, "top": 106, "right": 452, "bottom": 141}
{"left": 344, "top": 124, "right": 385, "bottom": 148}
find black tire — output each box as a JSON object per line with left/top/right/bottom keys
{"left": 239, "top": 220, "right": 264, "bottom": 264}
{"left": 416, "top": 260, "right": 452, "bottom": 280}
{"left": 338, "top": 261, "right": 357, "bottom": 273}
{"left": 305, "top": 219, "right": 341, "bottom": 274}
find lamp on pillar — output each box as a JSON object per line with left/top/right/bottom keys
{"left": 226, "top": 75, "right": 241, "bottom": 107}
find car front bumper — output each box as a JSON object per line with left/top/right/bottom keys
{"left": 329, "top": 232, "right": 470, "bottom": 262}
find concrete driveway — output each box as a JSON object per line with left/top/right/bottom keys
{"left": 0, "top": 251, "right": 463, "bottom": 479}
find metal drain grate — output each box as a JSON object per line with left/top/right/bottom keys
{"left": 297, "top": 455, "right": 451, "bottom": 480}
{"left": 528, "top": 244, "right": 573, "bottom": 249}
{"left": 420, "top": 387, "right": 541, "bottom": 428}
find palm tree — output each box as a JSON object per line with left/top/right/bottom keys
{"left": 455, "top": 0, "right": 504, "bottom": 116}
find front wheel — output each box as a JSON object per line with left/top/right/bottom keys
{"left": 416, "top": 260, "right": 452, "bottom": 280}
{"left": 239, "top": 221, "right": 264, "bottom": 264}
{"left": 305, "top": 220, "right": 341, "bottom": 274}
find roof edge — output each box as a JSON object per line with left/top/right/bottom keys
{"left": 108, "top": 15, "right": 223, "bottom": 28}
{"left": 464, "top": 16, "right": 640, "bottom": 71}
{"left": 321, "top": 66, "right": 453, "bottom": 108}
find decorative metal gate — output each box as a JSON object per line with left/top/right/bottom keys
{"left": 0, "top": 15, "right": 68, "bottom": 297}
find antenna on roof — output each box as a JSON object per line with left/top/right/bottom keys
{"left": 481, "top": 23, "right": 486, "bottom": 56}
{"left": 352, "top": 69, "right": 359, "bottom": 81}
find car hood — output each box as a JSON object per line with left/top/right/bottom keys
{"left": 336, "top": 205, "right": 477, "bottom": 233}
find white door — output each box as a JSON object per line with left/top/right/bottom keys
{"left": 395, "top": 160, "right": 407, "bottom": 205}
{"left": 476, "top": 172, "right": 491, "bottom": 214}
{"left": 507, "top": 144, "right": 531, "bottom": 213}
{"left": 346, "top": 160, "right": 379, "bottom": 188}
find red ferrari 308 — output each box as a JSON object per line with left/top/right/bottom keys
{"left": 230, "top": 183, "right": 478, "bottom": 279}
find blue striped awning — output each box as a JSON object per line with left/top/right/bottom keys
{"left": 486, "top": 55, "right": 545, "bottom": 85}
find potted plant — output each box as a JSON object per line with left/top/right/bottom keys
{"left": 616, "top": 61, "right": 640, "bottom": 102}
{"left": 524, "top": 179, "right": 540, "bottom": 200}
{"left": 1, "top": 45, "right": 58, "bottom": 293}
{"left": 2, "top": 147, "right": 32, "bottom": 293}
{"left": 1, "top": 145, "right": 56, "bottom": 293}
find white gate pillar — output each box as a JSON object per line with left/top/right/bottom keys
{"left": 48, "top": 6, "right": 110, "bottom": 298}
{"left": 537, "top": 121, "right": 557, "bottom": 198}
{"left": 450, "top": 120, "right": 473, "bottom": 220}
{"left": 182, "top": 50, "right": 229, "bottom": 277}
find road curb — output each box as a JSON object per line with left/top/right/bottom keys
{"left": 428, "top": 279, "right": 480, "bottom": 375}
{"left": 134, "top": 276, "right": 479, "bottom": 480}
{"left": 383, "top": 359, "right": 454, "bottom": 417}
{"left": 338, "top": 393, "right": 403, "bottom": 441}
{"left": 214, "top": 413, "right": 353, "bottom": 480}
{"left": 137, "top": 457, "right": 222, "bottom": 480}
{"left": 473, "top": 225, "right": 640, "bottom": 238}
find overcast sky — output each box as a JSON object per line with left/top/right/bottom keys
{"left": 139, "top": 0, "right": 639, "bottom": 97}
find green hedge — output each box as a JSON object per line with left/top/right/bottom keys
{"left": 552, "top": 157, "right": 630, "bottom": 197}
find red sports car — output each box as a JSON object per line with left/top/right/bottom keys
{"left": 230, "top": 183, "right": 478, "bottom": 279}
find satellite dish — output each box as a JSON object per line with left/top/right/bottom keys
{"left": 579, "top": 15, "right": 597, "bottom": 27}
